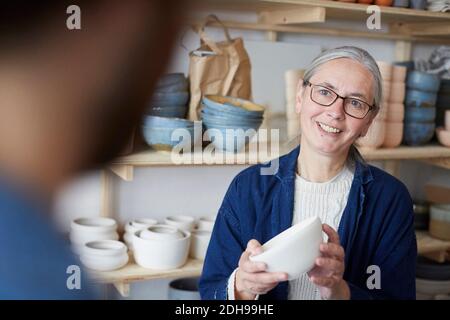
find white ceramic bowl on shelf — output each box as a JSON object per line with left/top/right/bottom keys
{"left": 165, "top": 215, "right": 196, "bottom": 231}
{"left": 250, "top": 216, "right": 323, "bottom": 280}
{"left": 80, "top": 240, "right": 128, "bottom": 271}
{"left": 124, "top": 219, "right": 158, "bottom": 250}
{"left": 132, "top": 229, "right": 191, "bottom": 269}
{"left": 196, "top": 216, "right": 216, "bottom": 232}
{"left": 140, "top": 224, "right": 183, "bottom": 241}
{"left": 70, "top": 217, "right": 119, "bottom": 254}
{"left": 189, "top": 230, "right": 212, "bottom": 260}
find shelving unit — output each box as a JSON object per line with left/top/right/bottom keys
{"left": 94, "top": 0, "right": 450, "bottom": 297}
{"left": 89, "top": 232, "right": 450, "bottom": 297}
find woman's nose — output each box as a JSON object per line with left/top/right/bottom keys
{"left": 326, "top": 97, "right": 346, "bottom": 120}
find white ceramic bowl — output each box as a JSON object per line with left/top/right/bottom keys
{"left": 196, "top": 216, "right": 216, "bottom": 232}
{"left": 140, "top": 224, "right": 183, "bottom": 241}
{"left": 124, "top": 219, "right": 158, "bottom": 250}
{"left": 165, "top": 215, "right": 196, "bottom": 231}
{"left": 80, "top": 240, "right": 128, "bottom": 271}
{"left": 250, "top": 216, "right": 323, "bottom": 280}
{"left": 71, "top": 217, "right": 117, "bottom": 234}
{"left": 70, "top": 217, "right": 119, "bottom": 254}
{"left": 430, "top": 204, "right": 450, "bottom": 223}
{"left": 124, "top": 219, "right": 158, "bottom": 234}
{"left": 132, "top": 229, "right": 191, "bottom": 269}
{"left": 189, "top": 230, "right": 212, "bottom": 260}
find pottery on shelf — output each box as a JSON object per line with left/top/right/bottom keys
{"left": 70, "top": 217, "right": 119, "bottom": 255}
{"left": 132, "top": 229, "right": 191, "bottom": 270}
{"left": 404, "top": 106, "right": 436, "bottom": 123}
{"left": 391, "top": 65, "right": 407, "bottom": 82}
{"left": 165, "top": 215, "right": 196, "bottom": 231}
{"left": 196, "top": 216, "right": 216, "bottom": 232}
{"left": 406, "top": 71, "right": 441, "bottom": 93}
{"left": 429, "top": 204, "right": 450, "bottom": 240}
{"left": 80, "top": 240, "right": 128, "bottom": 271}
{"left": 250, "top": 216, "right": 323, "bottom": 280}
{"left": 403, "top": 122, "right": 435, "bottom": 146}
{"left": 387, "top": 103, "right": 404, "bottom": 122}
{"left": 382, "top": 81, "right": 392, "bottom": 102}
{"left": 356, "top": 119, "right": 386, "bottom": 149}
{"left": 389, "top": 82, "right": 406, "bottom": 103}
{"left": 377, "top": 61, "right": 392, "bottom": 81}
{"left": 189, "top": 230, "right": 212, "bottom": 260}
{"left": 382, "top": 121, "right": 403, "bottom": 148}
{"left": 375, "top": 0, "right": 394, "bottom": 5}
{"left": 124, "top": 219, "right": 158, "bottom": 251}
{"left": 140, "top": 225, "right": 184, "bottom": 241}
{"left": 436, "top": 127, "right": 450, "bottom": 147}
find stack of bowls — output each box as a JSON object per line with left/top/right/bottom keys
{"left": 165, "top": 215, "right": 196, "bottom": 232}
{"left": 124, "top": 218, "right": 158, "bottom": 251}
{"left": 133, "top": 225, "right": 191, "bottom": 269}
{"left": 285, "top": 69, "right": 305, "bottom": 141}
{"left": 201, "top": 95, "right": 265, "bottom": 153}
{"left": 70, "top": 217, "right": 119, "bottom": 255}
{"left": 436, "top": 79, "right": 450, "bottom": 128}
{"left": 436, "top": 110, "right": 450, "bottom": 147}
{"left": 383, "top": 65, "right": 406, "bottom": 148}
{"left": 147, "top": 73, "right": 189, "bottom": 119}
{"left": 416, "top": 256, "right": 450, "bottom": 300}
{"left": 404, "top": 71, "right": 441, "bottom": 146}
{"left": 188, "top": 215, "right": 216, "bottom": 261}
{"left": 357, "top": 61, "right": 390, "bottom": 149}
{"left": 80, "top": 240, "right": 128, "bottom": 271}
{"left": 429, "top": 204, "right": 450, "bottom": 241}
{"left": 142, "top": 115, "right": 199, "bottom": 151}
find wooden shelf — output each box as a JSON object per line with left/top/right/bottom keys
{"left": 89, "top": 256, "right": 203, "bottom": 284}
{"left": 110, "top": 144, "right": 450, "bottom": 167}
{"left": 191, "top": 0, "right": 450, "bottom": 42}
{"left": 88, "top": 231, "right": 448, "bottom": 297}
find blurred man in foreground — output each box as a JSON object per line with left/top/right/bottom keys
{"left": 0, "top": 0, "right": 184, "bottom": 299}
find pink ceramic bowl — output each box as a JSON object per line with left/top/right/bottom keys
{"left": 389, "top": 82, "right": 405, "bottom": 103}
{"left": 356, "top": 119, "right": 386, "bottom": 149}
{"left": 392, "top": 66, "right": 407, "bottom": 83}
{"left": 436, "top": 127, "right": 450, "bottom": 147}
{"left": 377, "top": 61, "right": 392, "bottom": 81}
{"left": 387, "top": 103, "right": 404, "bottom": 122}
{"left": 382, "top": 81, "right": 391, "bottom": 102}
{"left": 382, "top": 121, "right": 403, "bottom": 148}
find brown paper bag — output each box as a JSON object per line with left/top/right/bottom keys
{"left": 188, "top": 15, "right": 252, "bottom": 121}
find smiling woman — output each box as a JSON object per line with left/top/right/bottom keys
{"left": 199, "top": 46, "right": 417, "bottom": 300}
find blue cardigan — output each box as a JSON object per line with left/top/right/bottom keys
{"left": 199, "top": 146, "right": 417, "bottom": 300}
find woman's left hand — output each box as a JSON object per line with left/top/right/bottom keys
{"left": 308, "top": 224, "right": 350, "bottom": 300}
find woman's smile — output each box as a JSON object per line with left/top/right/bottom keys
{"left": 316, "top": 121, "right": 343, "bottom": 135}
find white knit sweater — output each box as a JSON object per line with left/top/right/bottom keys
{"left": 288, "top": 164, "right": 354, "bottom": 299}
{"left": 227, "top": 164, "right": 354, "bottom": 300}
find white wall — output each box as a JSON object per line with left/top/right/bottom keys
{"left": 53, "top": 10, "right": 450, "bottom": 299}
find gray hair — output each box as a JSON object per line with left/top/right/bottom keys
{"left": 301, "top": 46, "right": 382, "bottom": 165}
{"left": 303, "top": 46, "right": 383, "bottom": 111}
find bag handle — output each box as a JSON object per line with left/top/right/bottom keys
{"left": 195, "top": 15, "right": 232, "bottom": 54}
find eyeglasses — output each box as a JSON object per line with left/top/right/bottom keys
{"left": 304, "top": 81, "right": 375, "bottom": 119}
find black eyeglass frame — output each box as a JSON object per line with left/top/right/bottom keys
{"left": 303, "top": 80, "right": 375, "bottom": 119}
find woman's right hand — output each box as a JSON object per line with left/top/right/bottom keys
{"left": 234, "top": 239, "right": 289, "bottom": 300}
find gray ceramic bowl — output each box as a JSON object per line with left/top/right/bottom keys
{"left": 151, "top": 91, "right": 189, "bottom": 108}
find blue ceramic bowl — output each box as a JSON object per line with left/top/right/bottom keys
{"left": 151, "top": 92, "right": 189, "bottom": 108}
{"left": 404, "top": 106, "right": 436, "bottom": 123}
{"left": 143, "top": 115, "right": 193, "bottom": 129}
{"left": 410, "top": 0, "right": 426, "bottom": 9}
{"left": 406, "top": 71, "right": 441, "bottom": 93}
{"left": 403, "top": 123, "right": 435, "bottom": 146}
{"left": 142, "top": 125, "right": 195, "bottom": 151}
{"left": 393, "top": 61, "right": 415, "bottom": 71}
{"left": 393, "top": 0, "right": 409, "bottom": 7}
{"left": 202, "top": 105, "right": 264, "bottom": 120}
{"left": 201, "top": 111, "right": 263, "bottom": 127}
{"left": 148, "top": 106, "right": 187, "bottom": 118}
{"left": 155, "top": 81, "right": 188, "bottom": 93}
{"left": 203, "top": 125, "right": 258, "bottom": 153}
{"left": 202, "top": 95, "right": 265, "bottom": 119}
{"left": 155, "top": 73, "right": 187, "bottom": 89}
{"left": 405, "top": 89, "right": 437, "bottom": 108}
